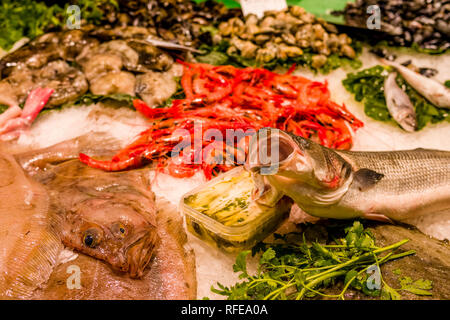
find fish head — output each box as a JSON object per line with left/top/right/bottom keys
{"left": 245, "top": 128, "right": 353, "bottom": 205}
{"left": 397, "top": 109, "right": 417, "bottom": 132}
{"left": 245, "top": 128, "right": 315, "bottom": 183}
{"left": 62, "top": 198, "right": 158, "bottom": 278}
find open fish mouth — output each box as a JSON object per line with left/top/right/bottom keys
{"left": 245, "top": 128, "right": 312, "bottom": 203}
{"left": 110, "top": 228, "right": 158, "bottom": 278}
{"left": 125, "top": 229, "right": 158, "bottom": 278}
{"left": 245, "top": 128, "right": 308, "bottom": 177}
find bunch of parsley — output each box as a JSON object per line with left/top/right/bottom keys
{"left": 212, "top": 221, "right": 432, "bottom": 300}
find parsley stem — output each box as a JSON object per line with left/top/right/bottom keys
{"left": 305, "top": 239, "right": 409, "bottom": 282}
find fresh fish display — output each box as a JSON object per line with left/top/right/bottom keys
{"left": 381, "top": 59, "right": 450, "bottom": 109}
{"left": 31, "top": 199, "right": 197, "bottom": 300}
{"left": 0, "top": 0, "right": 449, "bottom": 301}
{"left": 245, "top": 128, "right": 450, "bottom": 222}
{"left": 0, "top": 151, "right": 61, "bottom": 299}
{"left": 17, "top": 137, "right": 159, "bottom": 278}
{"left": 383, "top": 72, "right": 417, "bottom": 132}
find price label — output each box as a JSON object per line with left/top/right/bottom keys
{"left": 240, "top": 0, "right": 288, "bottom": 18}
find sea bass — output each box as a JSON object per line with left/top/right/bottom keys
{"left": 384, "top": 72, "right": 417, "bottom": 132}
{"left": 16, "top": 135, "right": 159, "bottom": 278}
{"left": 245, "top": 128, "right": 450, "bottom": 222}
{"left": 381, "top": 59, "right": 450, "bottom": 109}
{"left": 0, "top": 151, "right": 61, "bottom": 299}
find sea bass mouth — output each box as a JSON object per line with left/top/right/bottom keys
{"left": 245, "top": 128, "right": 303, "bottom": 176}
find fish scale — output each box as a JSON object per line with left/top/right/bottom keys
{"left": 338, "top": 149, "right": 450, "bottom": 193}
{"left": 328, "top": 149, "right": 450, "bottom": 220}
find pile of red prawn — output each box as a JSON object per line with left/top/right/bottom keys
{"left": 80, "top": 62, "right": 363, "bottom": 179}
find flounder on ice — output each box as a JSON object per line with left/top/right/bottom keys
{"left": 17, "top": 135, "right": 158, "bottom": 278}
{"left": 14, "top": 135, "right": 196, "bottom": 299}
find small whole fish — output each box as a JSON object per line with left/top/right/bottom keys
{"left": 384, "top": 72, "right": 417, "bottom": 132}
{"left": 381, "top": 58, "right": 450, "bottom": 109}
{"left": 245, "top": 128, "right": 450, "bottom": 222}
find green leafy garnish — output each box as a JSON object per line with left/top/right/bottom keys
{"left": 0, "top": 104, "right": 9, "bottom": 115}
{"left": 36, "top": 93, "right": 136, "bottom": 117}
{"left": 69, "top": 93, "right": 136, "bottom": 107}
{"left": 0, "top": 0, "right": 63, "bottom": 51}
{"left": 343, "top": 66, "right": 450, "bottom": 130}
{"left": 445, "top": 80, "right": 450, "bottom": 88}
{"left": 0, "top": 0, "right": 120, "bottom": 51}
{"left": 399, "top": 277, "right": 433, "bottom": 296}
{"left": 211, "top": 221, "right": 431, "bottom": 300}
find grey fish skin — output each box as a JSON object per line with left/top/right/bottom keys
{"left": 384, "top": 72, "right": 417, "bottom": 132}
{"left": 381, "top": 59, "right": 450, "bottom": 109}
{"left": 245, "top": 128, "right": 450, "bottom": 222}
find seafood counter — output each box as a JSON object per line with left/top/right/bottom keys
{"left": 0, "top": 0, "right": 449, "bottom": 301}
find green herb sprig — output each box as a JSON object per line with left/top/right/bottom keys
{"left": 212, "top": 221, "right": 430, "bottom": 300}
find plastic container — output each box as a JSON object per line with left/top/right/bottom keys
{"left": 180, "top": 166, "right": 292, "bottom": 252}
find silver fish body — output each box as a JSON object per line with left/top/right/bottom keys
{"left": 384, "top": 72, "right": 417, "bottom": 132}
{"left": 245, "top": 128, "right": 450, "bottom": 222}
{"left": 381, "top": 59, "right": 450, "bottom": 109}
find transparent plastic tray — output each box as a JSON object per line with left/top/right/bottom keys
{"left": 180, "top": 166, "right": 292, "bottom": 252}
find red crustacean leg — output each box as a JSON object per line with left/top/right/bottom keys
{"left": 181, "top": 67, "right": 195, "bottom": 102}
{"left": 79, "top": 153, "right": 143, "bottom": 171}
{"left": 327, "top": 101, "right": 364, "bottom": 129}
{"left": 133, "top": 99, "right": 181, "bottom": 119}
{"left": 192, "top": 70, "right": 232, "bottom": 103}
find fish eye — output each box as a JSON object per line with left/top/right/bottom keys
{"left": 111, "top": 222, "right": 127, "bottom": 238}
{"left": 83, "top": 228, "right": 102, "bottom": 248}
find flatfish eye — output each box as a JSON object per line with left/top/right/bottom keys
{"left": 83, "top": 228, "right": 102, "bottom": 248}
{"left": 111, "top": 222, "right": 127, "bottom": 238}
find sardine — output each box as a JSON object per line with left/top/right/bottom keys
{"left": 245, "top": 128, "right": 450, "bottom": 222}
{"left": 381, "top": 58, "right": 450, "bottom": 109}
{"left": 0, "top": 151, "right": 62, "bottom": 299}
{"left": 383, "top": 72, "right": 417, "bottom": 132}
